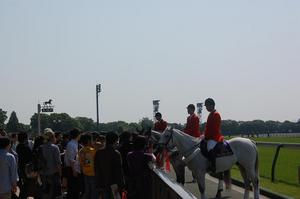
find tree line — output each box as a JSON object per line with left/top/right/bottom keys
{"left": 1, "top": 108, "right": 300, "bottom": 136}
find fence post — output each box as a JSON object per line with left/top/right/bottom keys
{"left": 271, "top": 144, "right": 283, "bottom": 182}
{"left": 298, "top": 166, "right": 300, "bottom": 184}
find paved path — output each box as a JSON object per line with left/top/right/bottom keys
{"left": 168, "top": 167, "right": 269, "bottom": 199}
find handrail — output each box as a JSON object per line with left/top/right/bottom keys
{"left": 149, "top": 164, "right": 197, "bottom": 199}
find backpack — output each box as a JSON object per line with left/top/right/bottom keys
{"left": 34, "top": 145, "right": 47, "bottom": 172}
{"left": 25, "top": 145, "right": 47, "bottom": 178}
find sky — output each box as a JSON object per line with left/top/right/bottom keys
{"left": 1, "top": 0, "right": 300, "bottom": 125}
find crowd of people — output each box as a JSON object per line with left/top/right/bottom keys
{"left": 0, "top": 97, "right": 224, "bottom": 199}
{"left": 0, "top": 127, "right": 156, "bottom": 199}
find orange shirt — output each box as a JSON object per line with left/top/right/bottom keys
{"left": 184, "top": 113, "right": 201, "bottom": 138}
{"left": 79, "top": 146, "right": 96, "bottom": 176}
{"left": 154, "top": 119, "right": 168, "bottom": 133}
{"left": 204, "top": 110, "right": 224, "bottom": 142}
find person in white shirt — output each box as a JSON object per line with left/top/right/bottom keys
{"left": 64, "top": 128, "right": 81, "bottom": 199}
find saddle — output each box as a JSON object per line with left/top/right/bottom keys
{"left": 200, "top": 140, "right": 233, "bottom": 159}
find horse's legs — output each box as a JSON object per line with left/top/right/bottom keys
{"left": 196, "top": 171, "right": 206, "bottom": 199}
{"left": 175, "top": 164, "right": 185, "bottom": 185}
{"left": 215, "top": 172, "right": 223, "bottom": 199}
{"left": 224, "top": 170, "right": 232, "bottom": 190}
{"left": 250, "top": 175, "right": 259, "bottom": 199}
{"left": 251, "top": 151, "right": 260, "bottom": 199}
{"left": 238, "top": 164, "right": 251, "bottom": 199}
{"left": 170, "top": 156, "right": 185, "bottom": 185}
{"left": 248, "top": 169, "right": 259, "bottom": 199}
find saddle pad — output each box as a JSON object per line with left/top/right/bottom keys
{"left": 200, "top": 140, "right": 234, "bottom": 158}
{"left": 214, "top": 141, "right": 234, "bottom": 158}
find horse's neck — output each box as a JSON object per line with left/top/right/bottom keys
{"left": 173, "top": 130, "right": 199, "bottom": 157}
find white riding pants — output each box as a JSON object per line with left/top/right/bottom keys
{"left": 207, "top": 140, "right": 217, "bottom": 151}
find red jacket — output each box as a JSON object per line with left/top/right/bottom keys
{"left": 154, "top": 119, "right": 167, "bottom": 133}
{"left": 184, "top": 113, "right": 201, "bottom": 138}
{"left": 204, "top": 110, "right": 224, "bottom": 142}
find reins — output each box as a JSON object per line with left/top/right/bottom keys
{"left": 164, "top": 130, "right": 174, "bottom": 150}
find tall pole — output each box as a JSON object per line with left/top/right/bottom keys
{"left": 37, "top": 103, "right": 41, "bottom": 135}
{"left": 96, "top": 84, "right": 101, "bottom": 131}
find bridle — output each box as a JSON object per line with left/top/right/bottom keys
{"left": 164, "top": 129, "right": 174, "bottom": 150}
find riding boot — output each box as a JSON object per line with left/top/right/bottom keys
{"left": 208, "top": 150, "right": 216, "bottom": 173}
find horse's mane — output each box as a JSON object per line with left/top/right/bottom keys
{"left": 173, "top": 129, "right": 201, "bottom": 145}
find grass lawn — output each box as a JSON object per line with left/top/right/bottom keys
{"left": 229, "top": 136, "right": 300, "bottom": 198}
{"left": 231, "top": 167, "right": 300, "bottom": 199}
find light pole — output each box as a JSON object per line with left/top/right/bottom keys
{"left": 153, "top": 100, "right": 160, "bottom": 121}
{"left": 37, "top": 104, "right": 41, "bottom": 135}
{"left": 96, "top": 84, "right": 101, "bottom": 131}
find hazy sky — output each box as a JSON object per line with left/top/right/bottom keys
{"left": 1, "top": 0, "right": 299, "bottom": 125}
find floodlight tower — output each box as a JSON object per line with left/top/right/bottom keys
{"left": 196, "top": 102, "right": 203, "bottom": 125}
{"left": 153, "top": 100, "right": 160, "bottom": 121}
{"left": 96, "top": 84, "right": 101, "bottom": 131}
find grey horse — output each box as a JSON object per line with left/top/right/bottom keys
{"left": 158, "top": 128, "right": 259, "bottom": 199}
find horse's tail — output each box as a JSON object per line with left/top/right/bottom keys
{"left": 251, "top": 140, "right": 259, "bottom": 178}
{"left": 224, "top": 170, "right": 231, "bottom": 190}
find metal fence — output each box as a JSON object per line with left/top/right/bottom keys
{"left": 256, "top": 141, "right": 300, "bottom": 182}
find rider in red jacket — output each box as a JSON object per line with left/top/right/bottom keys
{"left": 153, "top": 112, "right": 169, "bottom": 170}
{"left": 153, "top": 112, "right": 168, "bottom": 133}
{"left": 204, "top": 98, "right": 224, "bottom": 172}
{"left": 184, "top": 104, "right": 201, "bottom": 138}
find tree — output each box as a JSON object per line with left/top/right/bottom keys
{"left": 49, "top": 113, "right": 81, "bottom": 132}
{"left": 6, "top": 111, "right": 20, "bottom": 132}
{"left": 221, "top": 120, "right": 239, "bottom": 135}
{"left": 251, "top": 120, "right": 266, "bottom": 134}
{"left": 0, "top": 108, "right": 7, "bottom": 129}
{"left": 19, "top": 123, "right": 30, "bottom": 132}
{"left": 75, "top": 117, "right": 96, "bottom": 131}
{"left": 30, "top": 113, "right": 51, "bottom": 133}
{"left": 139, "top": 117, "right": 154, "bottom": 131}
{"left": 265, "top": 120, "right": 280, "bottom": 134}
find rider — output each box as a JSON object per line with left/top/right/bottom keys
{"left": 184, "top": 104, "right": 201, "bottom": 138}
{"left": 153, "top": 112, "right": 168, "bottom": 133}
{"left": 183, "top": 104, "right": 201, "bottom": 182}
{"left": 153, "top": 112, "right": 169, "bottom": 169}
{"left": 204, "top": 98, "right": 224, "bottom": 172}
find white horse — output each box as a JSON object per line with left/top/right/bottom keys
{"left": 151, "top": 130, "right": 228, "bottom": 198}
{"left": 158, "top": 128, "right": 259, "bottom": 199}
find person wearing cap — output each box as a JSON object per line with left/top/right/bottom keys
{"left": 40, "top": 128, "right": 62, "bottom": 199}
{"left": 183, "top": 104, "right": 201, "bottom": 138}
{"left": 153, "top": 112, "right": 168, "bottom": 133}
{"left": 204, "top": 98, "right": 224, "bottom": 171}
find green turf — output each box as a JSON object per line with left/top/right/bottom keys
{"left": 231, "top": 167, "right": 300, "bottom": 199}
{"left": 253, "top": 136, "right": 300, "bottom": 143}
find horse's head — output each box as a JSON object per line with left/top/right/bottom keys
{"left": 158, "top": 127, "right": 176, "bottom": 150}
{"left": 151, "top": 130, "right": 162, "bottom": 143}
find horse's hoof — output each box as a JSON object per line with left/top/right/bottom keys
{"left": 215, "top": 190, "right": 222, "bottom": 198}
